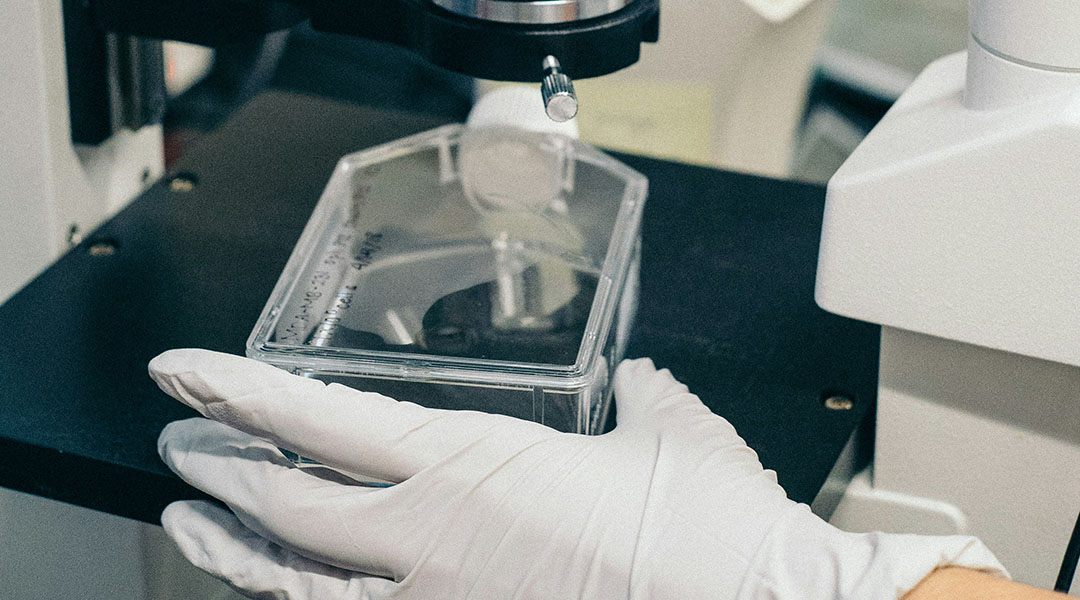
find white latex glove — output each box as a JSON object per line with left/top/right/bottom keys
{"left": 151, "top": 350, "right": 1007, "bottom": 600}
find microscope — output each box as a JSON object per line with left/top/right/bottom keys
{"left": 0, "top": 0, "right": 658, "bottom": 303}
{"left": 77, "top": 0, "right": 660, "bottom": 140}
{"left": 95, "top": 0, "right": 660, "bottom": 80}
{"left": 817, "top": 0, "right": 1080, "bottom": 587}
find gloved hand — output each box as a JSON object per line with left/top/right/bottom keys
{"left": 151, "top": 350, "right": 1007, "bottom": 600}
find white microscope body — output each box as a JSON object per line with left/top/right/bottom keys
{"left": 818, "top": 0, "right": 1080, "bottom": 587}
{"left": 0, "top": 1, "right": 164, "bottom": 304}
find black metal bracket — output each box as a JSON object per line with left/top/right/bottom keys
{"left": 63, "top": 0, "right": 166, "bottom": 145}
{"left": 87, "top": 0, "right": 658, "bottom": 82}
{"left": 305, "top": 0, "right": 660, "bottom": 81}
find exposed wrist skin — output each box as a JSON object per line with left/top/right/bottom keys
{"left": 903, "top": 567, "right": 1067, "bottom": 600}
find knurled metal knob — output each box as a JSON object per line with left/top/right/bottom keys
{"left": 541, "top": 56, "right": 578, "bottom": 122}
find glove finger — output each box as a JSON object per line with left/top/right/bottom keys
{"left": 158, "top": 418, "right": 414, "bottom": 579}
{"left": 150, "top": 348, "right": 557, "bottom": 483}
{"left": 612, "top": 357, "right": 688, "bottom": 424}
{"left": 162, "top": 500, "right": 398, "bottom": 600}
{"left": 612, "top": 358, "right": 740, "bottom": 438}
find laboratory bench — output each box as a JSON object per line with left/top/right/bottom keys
{"left": 0, "top": 92, "right": 879, "bottom": 524}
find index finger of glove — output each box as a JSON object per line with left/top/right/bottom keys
{"left": 149, "top": 348, "right": 557, "bottom": 482}
{"left": 612, "top": 358, "right": 740, "bottom": 438}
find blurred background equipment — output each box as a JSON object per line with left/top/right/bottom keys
{"left": 521, "top": 0, "right": 838, "bottom": 176}
{"left": 793, "top": 0, "right": 968, "bottom": 182}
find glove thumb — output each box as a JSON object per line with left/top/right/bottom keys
{"left": 612, "top": 358, "right": 708, "bottom": 429}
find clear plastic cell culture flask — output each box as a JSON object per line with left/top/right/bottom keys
{"left": 247, "top": 124, "right": 647, "bottom": 434}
